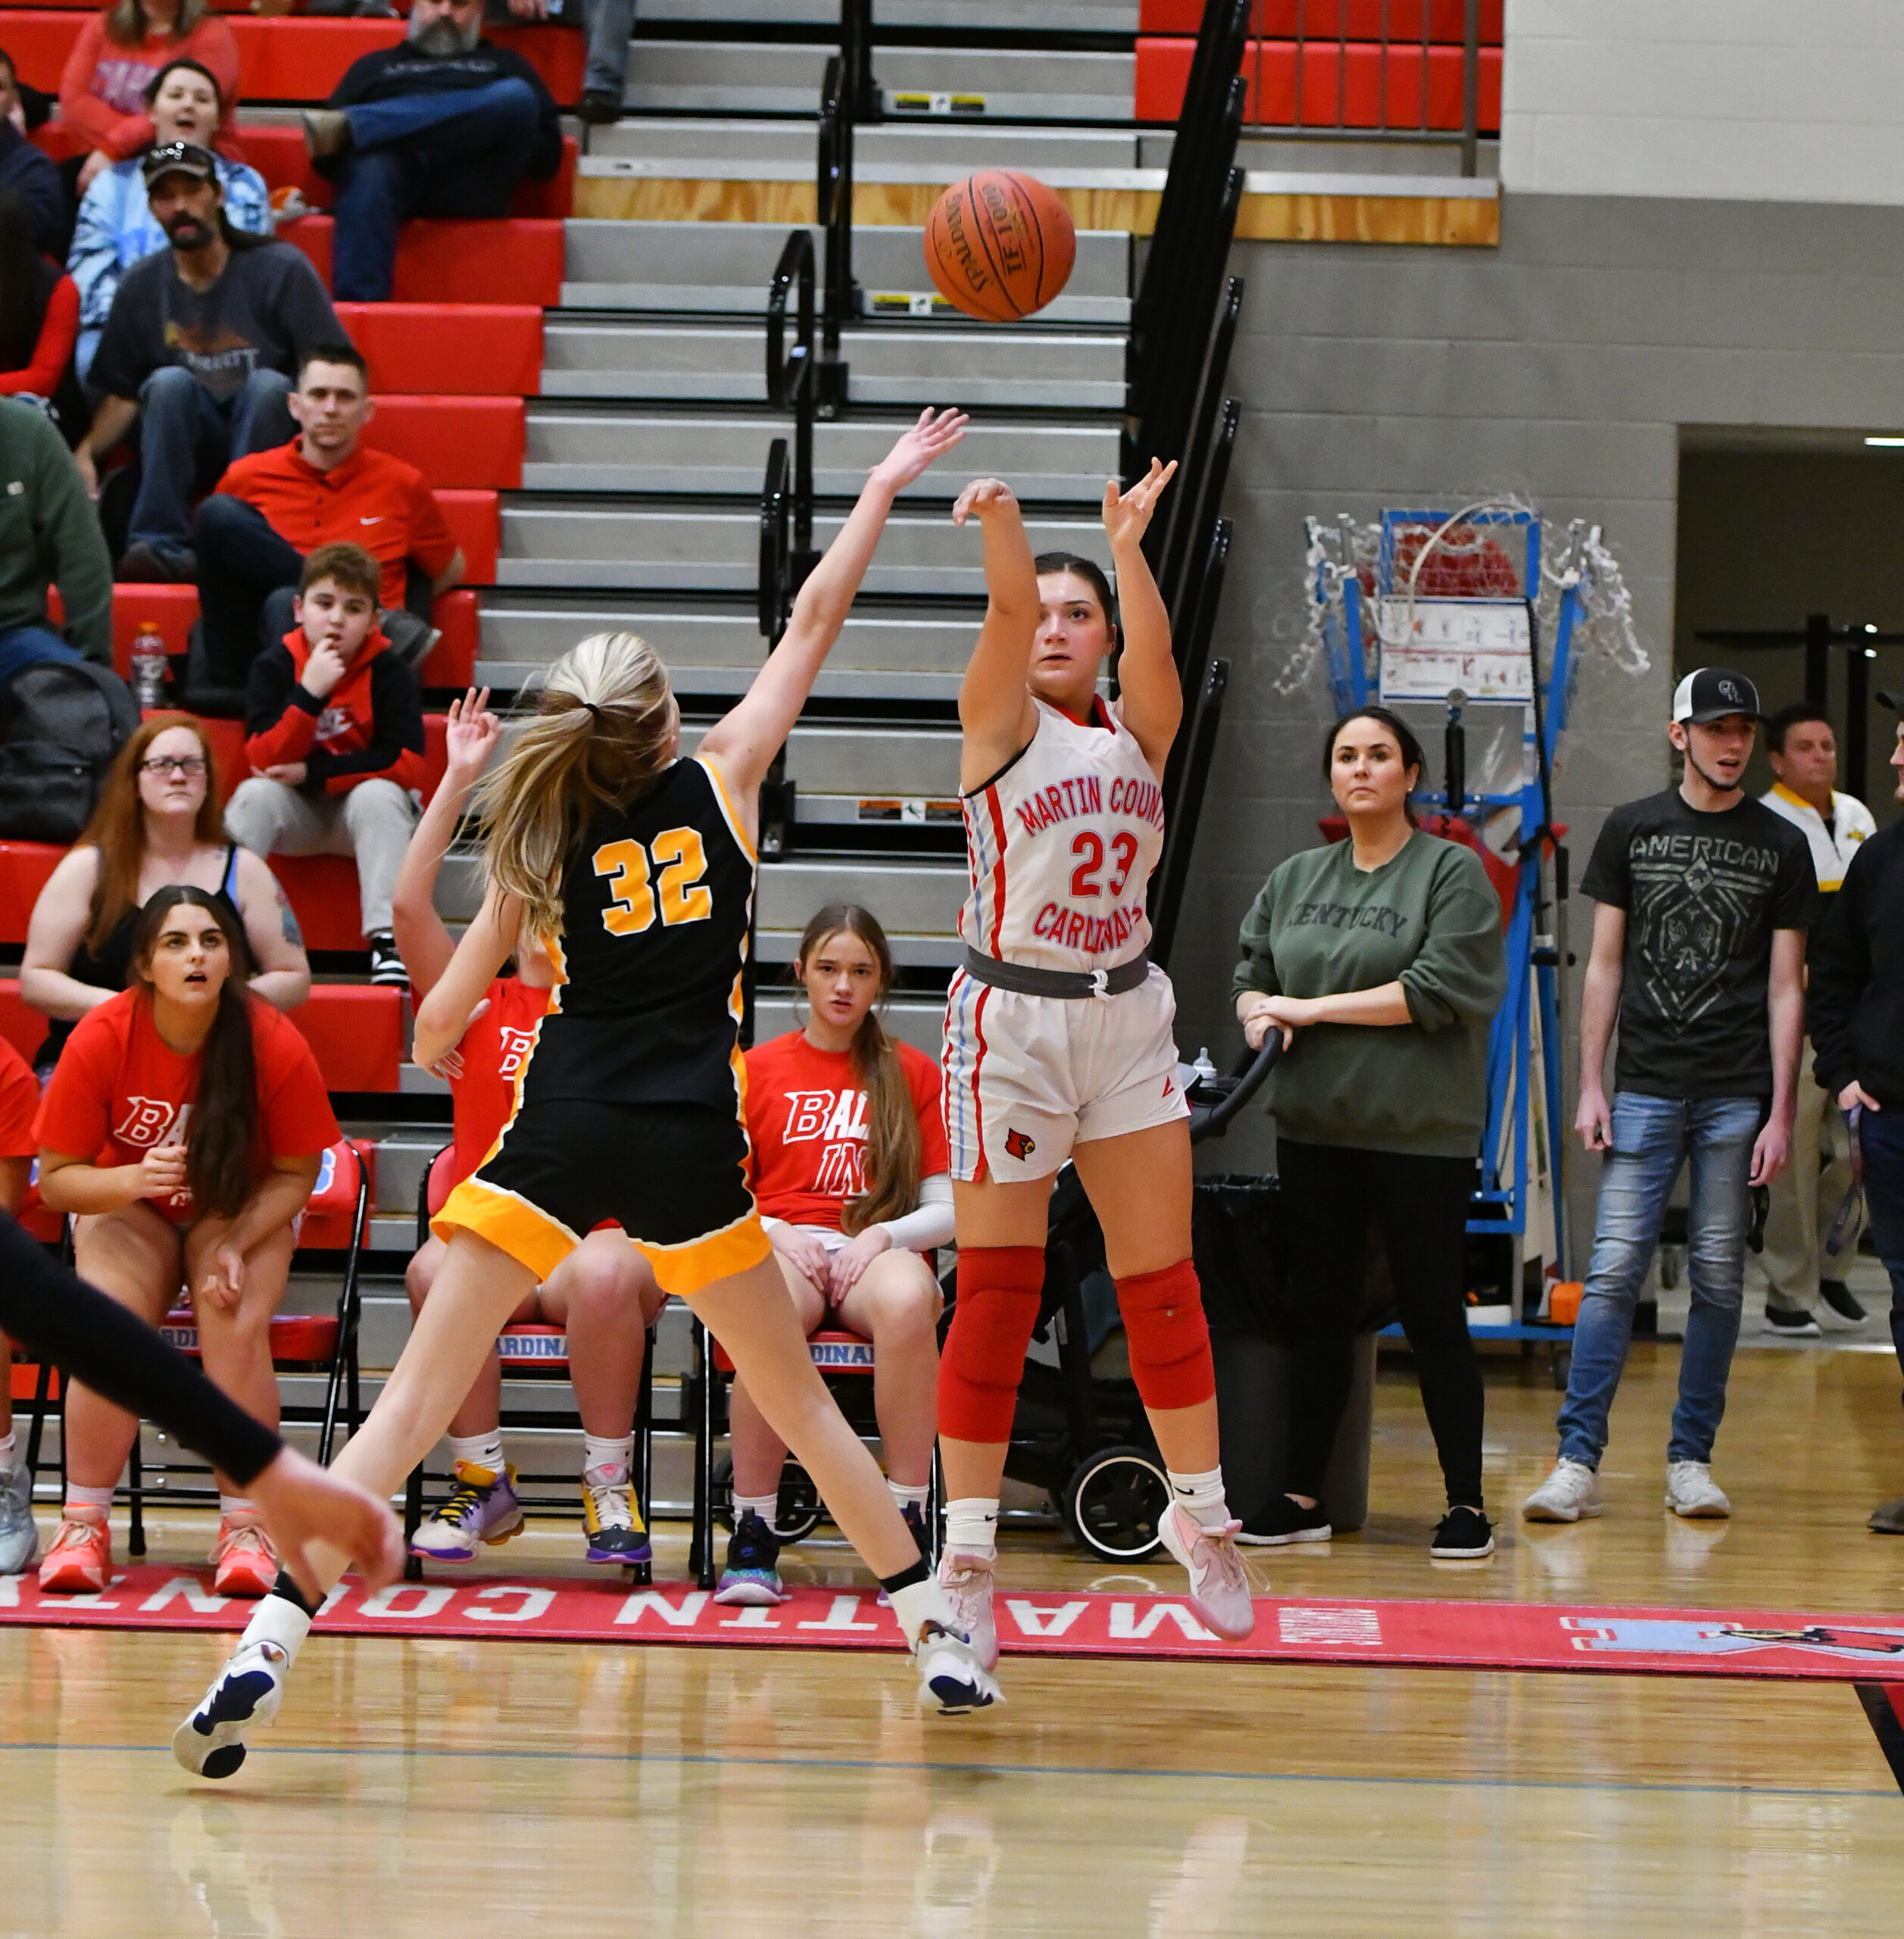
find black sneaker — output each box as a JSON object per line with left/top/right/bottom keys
{"left": 367, "top": 932, "right": 408, "bottom": 988}
{"left": 1820, "top": 1279, "right": 1868, "bottom": 1327}
{"left": 116, "top": 542, "right": 196, "bottom": 584}
{"left": 713, "top": 1511, "right": 787, "bottom": 1606}
{"left": 579, "top": 89, "right": 624, "bottom": 126}
{"left": 1762, "top": 1304, "right": 1821, "bottom": 1338}
{"left": 1430, "top": 1505, "right": 1495, "bottom": 1559}
{"left": 1235, "top": 1494, "right": 1331, "bottom": 1547}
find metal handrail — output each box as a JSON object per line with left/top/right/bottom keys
{"left": 813, "top": 0, "right": 874, "bottom": 414}
{"left": 757, "top": 436, "right": 792, "bottom": 648}
{"left": 766, "top": 227, "right": 815, "bottom": 414}
{"left": 1149, "top": 642, "right": 1231, "bottom": 969}
{"left": 1159, "top": 276, "right": 1244, "bottom": 626}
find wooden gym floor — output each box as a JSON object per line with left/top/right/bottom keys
{"left": 5, "top": 1341, "right": 1903, "bottom": 1936}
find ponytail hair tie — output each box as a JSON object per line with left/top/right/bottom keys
{"left": 580, "top": 701, "right": 601, "bottom": 718}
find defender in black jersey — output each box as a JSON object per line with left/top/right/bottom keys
{"left": 442, "top": 754, "right": 766, "bottom": 1293}
{"left": 179, "top": 412, "right": 1000, "bottom": 1781}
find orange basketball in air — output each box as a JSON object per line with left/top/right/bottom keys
{"left": 924, "top": 170, "right": 1076, "bottom": 323}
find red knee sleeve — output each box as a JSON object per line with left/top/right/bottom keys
{"left": 1117, "top": 1259, "right": 1215, "bottom": 1411}
{"left": 938, "top": 1245, "right": 1045, "bottom": 1444}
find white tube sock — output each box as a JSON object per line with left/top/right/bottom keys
{"left": 888, "top": 1479, "right": 931, "bottom": 1513}
{"left": 1167, "top": 1465, "right": 1231, "bottom": 1532}
{"left": 64, "top": 1482, "right": 114, "bottom": 1517}
{"left": 944, "top": 1497, "right": 998, "bottom": 1557}
{"left": 581, "top": 1433, "right": 633, "bottom": 1487}
{"left": 732, "top": 1492, "right": 779, "bottom": 1528}
{"left": 448, "top": 1432, "right": 505, "bottom": 1477}
{"left": 218, "top": 1494, "right": 256, "bottom": 1523}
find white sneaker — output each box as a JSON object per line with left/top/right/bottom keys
{"left": 173, "top": 1639, "right": 289, "bottom": 1779}
{"left": 936, "top": 1550, "right": 998, "bottom": 1671}
{"left": 913, "top": 1620, "right": 1003, "bottom": 1715}
{"left": 1157, "top": 1502, "right": 1256, "bottom": 1641}
{"left": 1522, "top": 1459, "right": 1603, "bottom": 1522}
{"left": 1665, "top": 1460, "right": 1731, "bottom": 1519}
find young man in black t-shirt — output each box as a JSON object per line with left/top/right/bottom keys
{"left": 1525, "top": 667, "right": 1817, "bottom": 1525}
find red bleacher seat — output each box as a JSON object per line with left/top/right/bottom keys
{"left": 286, "top": 982, "right": 402, "bottom": 1088}
{"left": 282, "top": 214, "right": 564, "bottom": 308}
{"left": 423, "top": 587, "right": 480, "bottom": 688}
{"left": 0, "top": 856, "right": 59, "bottom": 949}
{"left": 1136, "top": 35, "right": 1503, "bottom": 127}
{"left": 435, "top": 490, "right": 501, "bottom": 585}
{"left": 0, "top": 975, "right": 46, "bottom": 1053}
{"left": 364, "top": 396, "right": 524, "bottom": 490}
{"left": 241, "top": 126, "right": 576, "bottom": 221}
{"left": 1140, "top": 0, "right": 1502, "bottom": 39}
{"left": 337, "top": 303, "right": 543, "bottom": 398}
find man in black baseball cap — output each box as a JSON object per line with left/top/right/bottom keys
{"left": 1812, "top": 685, "right": 1904, "bottom": 1530}
{"left": 72, "top": 139, "right": 344, "bottom": 589}
{"left": 1524, "top": 664, "right": 1819, "bottom": 1527}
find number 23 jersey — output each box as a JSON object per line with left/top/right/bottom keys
{"left": 520, "top": 754, "right": 757, "bottom": 1112}
{"left": 960, "top": 696, "right": 1166, "bottom": 972}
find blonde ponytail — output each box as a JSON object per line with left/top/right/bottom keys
{"left": 475, "top": 632, "right": 678, "bottom": 945}
{"left": 794, "top": 904, "right": 922, "bottom": 1235}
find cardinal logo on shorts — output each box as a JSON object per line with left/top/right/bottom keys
{"left": 1005, "top": 1129, "right": 1037, "bottom": 1160}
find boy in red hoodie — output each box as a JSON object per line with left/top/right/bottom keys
{"left": 224, "top": 541, "right": 424, "bottom": 988}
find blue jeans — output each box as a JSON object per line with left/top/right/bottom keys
{"left": 485, "top": 0, "right": 632, "bottom": 97}
{"left": 130, "top": 366, "right": 294, "bottom": 559}
{"left": 0, "top": 623, "right": 81, "bottom": 690}
{"left": 1852, "top": 1105, "right": 1904, "bottom": 1405}
{"left": 1556, "top": 1091, "right": 1763, "bottom": 1468}
{"left": 332, "top": 76, "right": 541, "bottom": 302}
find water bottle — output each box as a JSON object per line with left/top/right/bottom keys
{"left": 130, "top": 623, "right": 168, "bottom": 710}
{"left": 1191, "top": 1045, "right": 1218, "bottom": 1088}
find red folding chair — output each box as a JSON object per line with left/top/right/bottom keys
{"left": 28, "top": 1138, "right": 373, "bottom": 1559}
{"left": 401, "top": 1145, "right": 656, "bottom": 1584}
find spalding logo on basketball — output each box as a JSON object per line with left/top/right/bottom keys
{"left": 925, "top": 170, "right": 1078, "bottom": 323}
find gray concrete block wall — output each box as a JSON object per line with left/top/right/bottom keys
{"left": 1172, "top": 188, "right": 1904, "bottom": 1238}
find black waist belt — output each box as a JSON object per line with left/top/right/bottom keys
{"left": 961, "top": 947, "right": 1152, "bottom": 1000}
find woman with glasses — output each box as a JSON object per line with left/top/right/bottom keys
{"left": 21, "top": 713, "right": 310, "bottom": 1071}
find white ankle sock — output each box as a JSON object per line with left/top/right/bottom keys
{"left": 733, "top": 1492, "right": 779, "bottom": 1527}
{"left": 944, "top": 1497, "right": 999, "bottom": 1557}
{"left": 1167, "top": 1466, "right": 1231, "bottom": 1532}
{"left": 888, "top": 1479, "right": 930, "bottom": 1513}
{"left": 219, "top": 1494, "right": 255, "bottom": 1522}
{"left": 448, "top": 1432, "right": 505, "bottom": 1476}
{"left": 242, "top": 1592, "right": 313, "bottom": 1666}
{"left": 64, "top": 1482, "right": 114, "bottom": 1518}
{"left": 0, "top": 1432, "right": 16, "bottom": 1475}
{"left": 888, "top": 1576, "right": 957, "bottom": 1650}
{"left": 581, "top": 1433, "right": 633, "bottom": 1488}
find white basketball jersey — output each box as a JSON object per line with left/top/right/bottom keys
{"left": 960, "top": 697, "right": 1166, "bottom": 973}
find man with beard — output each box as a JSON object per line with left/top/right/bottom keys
{"left": 75, "top": 142, "right": 342, "bottom": 585}
{"left": 301, "top": 0, "right": 562, "bottom": 304}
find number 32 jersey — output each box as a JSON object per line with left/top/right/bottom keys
{"left": 960, "top": 696, "right": 1166, "bottom": 973}
{"left": 520, "top": 755, "right": 757, "bottom": 1113}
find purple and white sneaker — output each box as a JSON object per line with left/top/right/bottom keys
{"left": 409, "top": 1460, "right": 525, "bottom": 1563}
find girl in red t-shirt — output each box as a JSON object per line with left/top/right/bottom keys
{"left": 0, "top": 1033, "right": 40, "bottom": 1576}
{"left": 34, "top": 885, "right": 339, "bottom": 1597}
{"left": 719, "top": 905, "right": 954, "bottom": 1606}
{"left": 392, "top": 691, "right": 665, "bottom": 1569}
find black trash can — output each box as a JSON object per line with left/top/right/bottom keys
{"left": 1194, "top": 1173, "right": 1378, "bottom": 1535}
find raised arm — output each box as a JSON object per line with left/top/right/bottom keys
{"left": 954, "top": 477, "right": 1041, "bottom": 791}
{"left": 1100, "top": 460, "right": 1179, "bottom": 774}
{"left": 700, "top": 408, "right": 968, "bottom": 822}
{"left": 392, "top": 689, "right": 501, "bottom": 1002}
{"left": 412, "top": 880, "right": 521, "bottom": 1073}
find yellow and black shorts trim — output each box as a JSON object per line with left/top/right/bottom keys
{"left": 434, "top": 1098, "right": 770, "bottom": 1298}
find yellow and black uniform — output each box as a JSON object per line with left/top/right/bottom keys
{"left": 434, "top": 755, "right": 772, "bottom": 1296}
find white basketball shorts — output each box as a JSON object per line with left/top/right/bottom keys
{"left": 941, "top": 963, "right": 1188, "bottom": 1184}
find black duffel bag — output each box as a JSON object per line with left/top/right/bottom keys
{"left": 0, "top": 658, "right": 139, "bottom": 843}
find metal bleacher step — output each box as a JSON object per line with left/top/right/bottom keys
{"left": 475, "top": 601, "right": 976, "bottom": 698}
{"left": 498, "top": 501, "right": 1107, "bottom": 595}
{"left": 560, "top": 220, "right": 1131, "bottom": 323}
{"left": 520, "top": 407, "right": 1117, "bottom": 498}
{"left": 638, "top": 0, "right": 1138, "bottom": 27}
{"left": 588, "top": 117, "right": 1141, "bottom": 173}
{"left": 540, "top": 319, "right": 1126, "bottom": 408}
{"left": 623, "top": 40, "right": 1135, "bottom": 121}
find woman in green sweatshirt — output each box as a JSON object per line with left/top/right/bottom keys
{"left": 1231, "top": 706, "right": 1506, "bottom": 1560}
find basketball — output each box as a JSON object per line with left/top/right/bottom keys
{"left": 924, "top": 170, "right": 1077, "bottom": 322}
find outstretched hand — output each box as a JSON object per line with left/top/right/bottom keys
{"left": 444, "top": 687, "right": 501, "bottom": 784}
{"left": 1102, "top": 457, "right": 1177, "bottom": 549}
{"left": 250, "top": 1444, "right": 405, "bottom": 1600}
{"left": 952, "top": 476, "right": 1019, "bottom": 526}
{"left": 872, "top": 407, "right": 970, "bottom": 492}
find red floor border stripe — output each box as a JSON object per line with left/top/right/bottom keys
{"left": 9, "top": 1569, "right": 1904, "bottom": 1682}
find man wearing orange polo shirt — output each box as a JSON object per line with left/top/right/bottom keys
{"left": 192, "top": 341, "right": 464, "bottom": 692}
